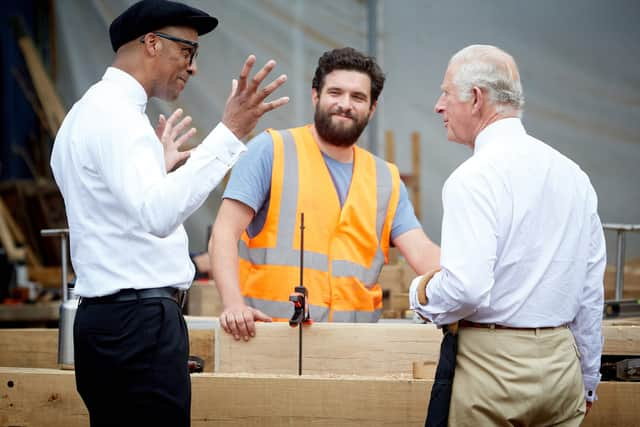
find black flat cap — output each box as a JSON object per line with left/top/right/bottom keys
{"left": 109, "top": 0, "right": 218, "bottom": 52}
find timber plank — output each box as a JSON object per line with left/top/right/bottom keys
{"left": 216, "top": 322, "right": 442, "bottom": 376}
{"left": 0, "top": 328, "right": 215, "bottom": 373}
{"left": 1, "top": 322, "right": 636, "bottom": 375}
{"left": 0, "top": 368, "right": 636, "bottom": 427}
{"left": 0, "top": 328, "right": 58, "bottom": 369}
{"left": 191, "top": 373, "right": 427, "bottom": 426}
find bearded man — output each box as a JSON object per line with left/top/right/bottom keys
{"left": 209, "top": 47, "right": 440, "bottom": 340}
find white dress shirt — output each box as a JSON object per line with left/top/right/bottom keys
{"left": 410, "top": 118, "right": 605, "bottom": 400}
{"left": 51, "top": 67, "right": 246, "bottom": 297}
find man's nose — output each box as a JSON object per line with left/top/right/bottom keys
{"left": 434, "top": 95, "right": 444, "bottom": 114}
{"left": 337, "top": 95, "right": 353, "bottom": 111}
{"left": 187, "top": 58, "right": 198, "bottom": 76}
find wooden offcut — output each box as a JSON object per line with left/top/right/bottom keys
{"left": 215, "top": 322, "right": 443, "bottom": 376}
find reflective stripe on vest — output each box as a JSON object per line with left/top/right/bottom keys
{"left": 244, "top": 297, "right": 381, "bottom": 322}
{"left": 244, "top": 296, "right": 331, "bottom": 322}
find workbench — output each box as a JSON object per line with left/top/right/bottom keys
{"left": 0, "top": 317, "right": 638, "bottom": 426}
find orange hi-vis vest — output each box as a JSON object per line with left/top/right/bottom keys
{"left": 238, "top": 126, "right": 401, "bottom": 322}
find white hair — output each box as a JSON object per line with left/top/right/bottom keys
{"left": 450, "top": 45, "right": 524, "bottom": 117}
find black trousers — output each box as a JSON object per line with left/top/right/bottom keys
{"left": 74, "top": 296, "right": 190, "bottom": 427}
{"left": 425, "top": 328, "right": 458, "bottom": 427}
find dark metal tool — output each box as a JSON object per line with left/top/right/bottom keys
{"left": 289, "top": 212, "right": 312, "bottom": 375}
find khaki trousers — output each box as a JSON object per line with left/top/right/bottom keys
{"left": 448, "top": 326, "right": 586, "bottom": 427}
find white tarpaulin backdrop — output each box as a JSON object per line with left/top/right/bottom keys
{"left": 55, "top": 0, "right": 640, "bottom": 260}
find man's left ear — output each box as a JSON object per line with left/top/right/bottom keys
{"left": 471, "top": 87, "right": 483, "bottom": 114}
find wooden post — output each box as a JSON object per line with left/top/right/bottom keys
{"left": 384, "top": 130, "right": 395, "bottom": 163}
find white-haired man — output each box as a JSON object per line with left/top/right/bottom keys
{"left": 410, "top": 44, "right": 605, "bottom": 426}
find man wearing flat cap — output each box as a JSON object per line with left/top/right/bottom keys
{"left": 51, "top": 0, "right": 288, "bottom": 425}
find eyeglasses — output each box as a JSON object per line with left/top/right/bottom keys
{"left": 140, "top": 31, "right": 199, "bottom": 65}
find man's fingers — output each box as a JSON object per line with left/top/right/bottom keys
{"left": 166, "top": 108, "right": 184, "bottom": 126}
{"left": 171, "top": 116, "right": 193, "bottom": 140}
{"left": 174, "top": 128, "right": 196, "bottom": 148}
{"left": 247, "top": 60, "right": 276, "bottom": 93}
{"left": 220, "top": 312, "right": 230, "bottom": 334}
{"left": 162, "top": 108, "right": 184, "bottom": 138}
{"left": 241, "top": 310, "right": 256, "bottom": 340}
{"left": 233, "top": 311, "right": 250, "bottom": 340}
{"left": 255, "top": 74, "right": 288, "bottom": 103}
{"left": 225, "top": 312, "right": 241, "bottom": 340}
{"left": 227, "top": 79, "right": 238, "bottom": 101}
{"left": 260, "top": 96, "right": 290, "bottom": 114}
{"left": 252, "top": 308, "right": 272, "bottom": 322}
{"left": 176, "top": 150, "right": 191, "bottom": 164}
{"left": 236, "top": 55, "right": 256, "bottom": 92}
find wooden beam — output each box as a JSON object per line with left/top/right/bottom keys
{"left": 0, "top": 328, "right": 215, "bottom": 373}
{"left": 215, "top": 322, "right": 442, "bottom": 376}
{"left": 0, "top": 324, "right": 640, "bottom": 377}
{"left": 0, "top": 328, "right": 57, "bottom": 369}
{"left": 0, "top": 368, "right": 636, "bottom": 427}
{"left": 191, "top": 373, "right": 428, "bottom": 426}
{"left": 0, "top": 302, "right": 59, "bottom": 323}
{"left": 2, "top": 323, "right": 637, "bottom": 375}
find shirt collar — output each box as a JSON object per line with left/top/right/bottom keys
{"left": 102, "top": 67, "right": 148, "bottom": 112}
{"left": 474, "top": 117, "right": 526, "bottom": 154}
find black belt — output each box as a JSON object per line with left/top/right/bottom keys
{"left": 81, "top": 287, "right": 187, "bottom": 308}
{"left": 458, "top": 319, "right": 566, "bottom": 331}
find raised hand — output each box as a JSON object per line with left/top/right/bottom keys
{"left": 222, "top": 55, "right": 289, "bottom": 139}
{"left": 156, "top": 108, "right": 196, "bottom": 172}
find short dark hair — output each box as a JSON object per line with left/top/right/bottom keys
{"left": 311, "top": 47, "right": 386, "bottom": 104}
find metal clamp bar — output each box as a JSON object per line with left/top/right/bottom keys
{"left": 602, "top": 223, "right": 640, "bottom": 301}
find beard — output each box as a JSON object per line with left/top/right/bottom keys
{"left": 314, "top": 105, "right": 370, "bottom": 147}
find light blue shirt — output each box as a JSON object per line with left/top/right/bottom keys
{"left": 223, "top": 130, "right": 421, "bottom": 241}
